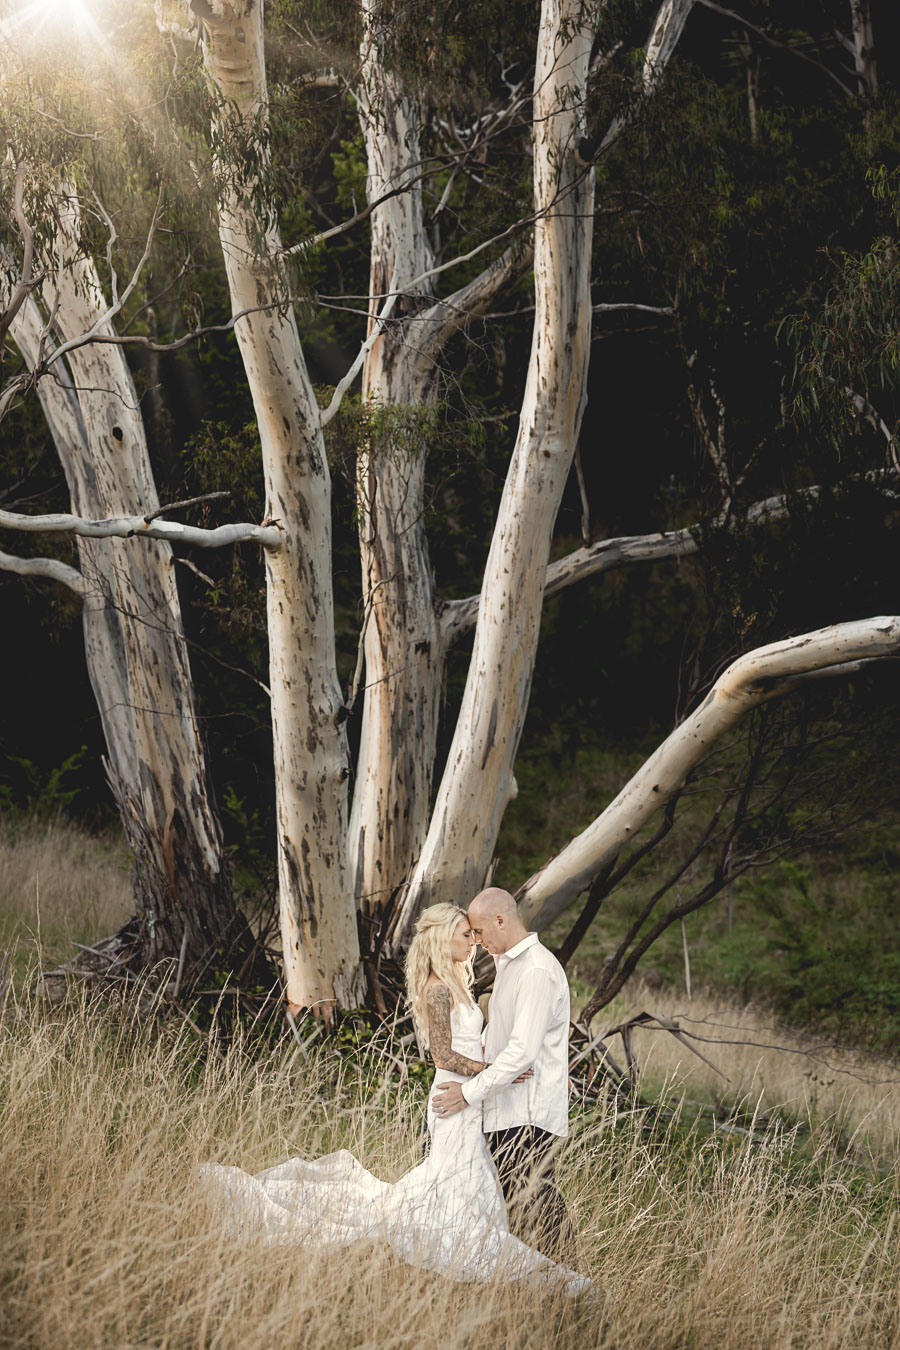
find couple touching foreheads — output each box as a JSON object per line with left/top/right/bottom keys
{"left": 201, "top": 889, "right": 590, "bottom": 1297}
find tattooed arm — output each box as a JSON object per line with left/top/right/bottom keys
{"left": 425, "top": 984, "right": 485, "bottom": 1076}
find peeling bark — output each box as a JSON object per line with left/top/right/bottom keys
{"left": 193, "top": 0, "right": 362, "bottom": 1011}
{"left": 389, "top": 0, "right": 596, "bottom": 948}
{"left": 348, "top": 5, "right": 534, "bottom": 919}
{"left": 7, "top": 258, "right": 259, "bottom": 978}
{"left": 349, "top": 2, "right": 444, "bottom": 917}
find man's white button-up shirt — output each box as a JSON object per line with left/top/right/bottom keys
{"left": 460, "top": 932, "right": 570, "bottom": 1137}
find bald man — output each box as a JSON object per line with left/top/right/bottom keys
{"left": 433, "top": 887, "right": 576, "bottom": 1265}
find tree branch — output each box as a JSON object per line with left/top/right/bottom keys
{"left": 0, "top": 507, "right": 283, "bottom": 550}
{"left": 40, "top": 187, "right": 164, "bottom": 373}
{"left": 441, "top": 472, "right": 899, "bottom": 645}
{"left": 696, "top": 0, "right": 855, "bottom": 100}
{"left": 282, "top": 168, "right": 438, "bottom": 258}
{"left": 142, "top": 490, "right": 230, "bottom": 523}
{"left": 594, "top": 302, "right": 676, "bottom": 316}
{"left": 415, "top": 240, "right": 535, "bottom": 364}
{"left": 319, "top": 265, "right": 399, "bottom": 427}
{"left": 843, "top": 385, "right": 899, "bottom": 474}
{"left": 0, "top": 160, "right": 44, "bottom": 352}
{"left": 577, "top": 0, "right": 699, "bottom": 164}
{"left": 64, "top": 301, "right": 305, "bottom": 354}
{"left": 517, "top": 615, "right": 900, "bottom": 933}
{"left": 0, "top": 186, "right": 163, "bottom": 425}
{"left": 0, "top": 548, "right": 84, "bottom": 596}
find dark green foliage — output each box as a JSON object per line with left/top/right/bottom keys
{"left": 784, "top": 156, "right": 900, "bottom": 461}
{"left": 0, "top": 746, "right": 91, "bottom": 819}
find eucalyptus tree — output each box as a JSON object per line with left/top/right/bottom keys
{"left": 0, "top": 76, "right": 267, "bottom": 979}
{"left": 1, "top": 0, "right": 898, "bottom": 1019}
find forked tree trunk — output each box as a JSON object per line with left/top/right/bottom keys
{"left": 8, "top": 226, "right": 261, "bottom": 980}
{"left": 349, "top": 3, "right": 535, "bottom": 923}
{"left": 194, "top": 0, "right": 363, "bottom": 1012}
{"left": 389, "top": 0, "right": 596, "bottom": 947}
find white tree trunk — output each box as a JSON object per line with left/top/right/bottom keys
{"left": 193, "top": 0, "right": 362, "bottom": 1011}
{"left": 348, "top": 3, "right": 444, "bottom": 918}
{"left": 348, "top": 7, "right": 534, "bottom": 920}
{"left": 849, "top": 0, "right": 877, "bottom": 96}
{"left": 518, "top": 616, "right": 900, "bottom": 931}
{"left": 389, "top": 0, "right": 596, "bottom": 946}
{"left": 8, "top": 248, "right": 248, "bottom": 972}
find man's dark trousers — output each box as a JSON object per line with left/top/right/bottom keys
{"left": 487, "top": 1125, "right": 577, "bottom": 1266}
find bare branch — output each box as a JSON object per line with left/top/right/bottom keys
{"left": 282, "top": 169, "right": 437, "bottom": 258}
{"left": 573, "top": 442, "right": 591, "bottom": 549}
{"left": 593, "top": 302, "right": 676, "bottom": 316}
{"left": 441, "top": 472, "right": 899, "bottom": 645}
{"left": 415, "top": 241, "right": 535, "bottom": 365}
{"left": 0, "top": 186, "right": 164, "bottom": 427}
{"left": 577, "top": 0, "right": 699, "bottom": 164}
{"left": 0, "top": 506, "right": 283, "bottom": 551}
{"left": 66, "top": 301, "right": 302, "bottom": 354}
{"left": 319, "top": 266, "right": 399, "bottom": 427}
{"left": 173, "top": 556, "right": 215, "bottom": 587}
{"left": 142, "top": 490, "right": 230, "bottom": 523}
{"left": 518, "top": 615, "right": 900, "bottom": 932}
{"left": 0, "top": 548, "right": 84, "bottom": 596}
{"left": 444, "top": 526, "right": 695, "bottom": 642}
{"left": 32, "top": 186, "right": 164, "bottom": 378}
{"left": 0, "top": 161, "right": 44, "bottom": 351}
{"left": 843, "top": 385, "right": 899, "bottom": 474}
{"left": 697, "top": 0, "right": 856, "bottom": 100}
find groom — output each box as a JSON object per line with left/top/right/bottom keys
{"left": 433, "top": 887, "right": 576, "bottom": 1265}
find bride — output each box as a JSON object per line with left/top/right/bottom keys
{"left": 201, "top": 903, "right": 590, "bottom": 1295}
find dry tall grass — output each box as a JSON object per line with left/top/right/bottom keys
{"left": 0, "top": 815, "right": 131, "bottom": 973}
{"left": 584, "top": 982, "right": 900, "bottom": 1162}
{"left": 1, "top": 819, "right": 899, "bottom": 1348}
{"left": 0, "top": 980, "right": 898, "bottom": 1350}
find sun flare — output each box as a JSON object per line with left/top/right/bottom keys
{"left": 1, "top": 0, "right": 100, "bottom": 46}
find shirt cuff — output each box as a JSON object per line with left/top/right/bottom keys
{"left": 461, "top": 1074, "right": 485, "bottom": 1105}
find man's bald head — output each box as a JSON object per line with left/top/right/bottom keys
{"left": 467, "top": 886, "right": 528, "bottom": 955}
{"left": 468, "top": 887, "right": 517, "bottom": 923}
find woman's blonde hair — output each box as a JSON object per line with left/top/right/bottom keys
{"left": 404, "top": 903, "right": 473, "bottom": 1050}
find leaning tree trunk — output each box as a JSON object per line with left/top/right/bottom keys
{"left": 194, "top": 0, "right": 363, "bottom": 1013}
{"left": 388, "top": 0, "right": 596, "bottom": 947}
{"left": 385, "top": 0, "right": 697, "bottom": 950}
{"left": 8, "top": 210, "right": 264, "bottom": 980}
{"left": 517, "top": 616, "right": 900, "bottom": 935}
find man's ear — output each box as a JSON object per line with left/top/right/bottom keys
{"left": 496, "top": 913, "right": 504, "bottom": 928}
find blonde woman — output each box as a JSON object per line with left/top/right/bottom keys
{"left": 404, "top": 902, "right": 490, "bottom": 1134}
{"left": 199, "top": 903, "right": 589, "bottom": 1296}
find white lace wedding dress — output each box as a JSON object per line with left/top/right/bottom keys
{"left": 200, "top": 1000, "right": 590, "bottom": 1295}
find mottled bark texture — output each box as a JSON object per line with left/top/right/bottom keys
{"left": 348, "top": 3, "right": 533, "bottom": 925}
{"left": 389, "top": 0, "right": 596, "bottom": 949}
{"left": 194, "top": 0, "right": 363, "bottom": 1011}
{"left": 7, "top": 234, "right": 263, "bottom": 982}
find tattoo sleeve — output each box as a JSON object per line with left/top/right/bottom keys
{"left": 425, "top": 984, "right": 484, "bottom": 1076}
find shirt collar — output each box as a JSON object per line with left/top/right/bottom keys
{"left": 496, "top": 931, "right": 538, "bottom": 970}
